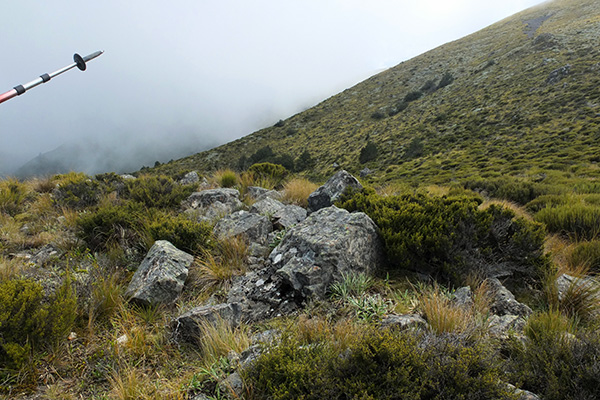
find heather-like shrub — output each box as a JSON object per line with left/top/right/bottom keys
{"left": 359, "top": 141, "right": 378, "bottom": 164}
{"left": 248, "top": 162, "right": 288, "bottom": 186}
{"left": 506, "top": 324, "right": 600, "bottom": 400}
{"left": 246, "top": 328, "right": 515, "bottom": 399}
{"left": 147, "top": 211, "right": 213, "bottom": 254}
{"left": 52, "top": 172, "right": 101, "bottom": 209}
{"left": 338, "top": 188, "right": 548, "bottom": 284}
{"left": 535, "top": 203, "right": 600, "bottom": 240}
{"left": 0, "top": 178, "right": 29, "bottom": 216}
{"left": 125, "top": 175, "right": 193, "bottom": 209}
{"left": 0, "top": 278, "right": 77, "bottom": 370}
{"left": 464, "top": 177, "right": 548, "bottom": 205}
{"left": 77, "top": 201, "right": 150, "bottom": 252}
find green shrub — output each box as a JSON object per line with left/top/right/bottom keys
{"left": 216, "top": 169, "right": 238, "bottom": 188}
{"left": 246, "top": 328, "right": 515, "bottom": 399}
{"left": 359, "top": 141, "right": 378, "bottom": 164}
{"left": 404, "top": 90, "right": 423, "bottom": 103}
{"left": 535, "top": 203, "right": 600, "bottom": 240}
{"left": 507, "top": 324, "right": 600, "bottom": 400}
{"left": 147, "top": 211, "right": 213, "bottom": 254}
{"left": 0, "top": 278, "right": 77, "bottom": 370}
{"left": 464, "top": 177, "right": 549, "bottom": 205}
{"left": 52, "top": 172, "right": 101, "bottom": 209}
{"left": 294, "top": 150, "right": 315, "bottom": 172}
{"left": 248, "top": 162, "right": 289, "bottom": 186}
{"left": 437, "top": 72, "right": 455, "bottom": 89}
{"left": 338, "top": 188, "right": 548, "bottom": 284}
{"left": 125, "top": 175, "right": 193, "bottom": 209}
{"left": 0, "top": 178, "right": 29, "bottom": 217}
{"left": 569, "top": 240, "right": 600, "bottom": 271}
{"left": 77, "top": 201, "right": 150, "bottom": 252}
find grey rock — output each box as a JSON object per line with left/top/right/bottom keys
{"left": 218, "top": 372, "right": 244, "bottom": 398}
{"left": 380, "top": 314, "right": 428, "bottom": 331}
{"left": 250, "top": 197, "right": 285, "bottom": 216}
{"left": 30, "top": 244, "right": 62, "bottom": 267}
{"left": 488, "top": 278, "right": 532, "bottom": 317}
{"left": 178, "top": 171, "right": 200, "bottom": 185}
{"left": 307, "top": 170, "right": 363, "bottom": 213}
{"left": 506, "top": 383, "right": 541, "bottom": 400}
{"left": 546, "top": 64, "right": 571, "bottom": 85}
{"left": 273, "top": 204, "right": 307, "bottom": 230}
{"left": 120, "top": 174, "right": 136, "bottom": 180}
{"left": 488, "top": 314, "right": 527, "bottom": 336}
{"left": 172, "top": 303, "right": 242, "bottom": 343}
{"left": 214, "top": 211, "right": 273, "bottom": 245}
{"left": 125, "top": 240, "right": 194, "bottom": 306}
{"left": 246, "top": 186, "right": 270, "bottom": 199}
{"left": 556, "top": 273, "right": 599, "bottom": 300}
{"left": 271, "top": 206, "right": 384, "bottom": 300}
{"left": 186, "top": 188, "right": 242, "bottom": 211}
{"left": 360, "top": 167, "right": 372, "bottom": 177}
{"left": 453, "top": 286, "right": 473, "bottom": 308}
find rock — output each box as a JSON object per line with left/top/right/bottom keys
{"left": 186, "top": 188, "right": 243, "bottom": 213}
{"left": 487, "top": 278, "right": 532, "bottom": 318}
{"left": 546, "top": 64, "right": 571, "bottom": 85}
{"left": 307, "top": 170, "right": 363, "bottom": 213}
{"left": 30, "top": 244, "right": 62, "bottom": 267}
{"left": 453, "top": 286, "right": 473, "bottom": 308}
{"left": 556, "top": 273, "right": 600, "bottom": 303}
{"left": 380, "top": 314, "right": 428, "bottom": 331}
{"left": 125, "top": 240, "right": 194, "bottom": 306}
{"left": 250, "top": 197, "right": 285, "bottom": 216}
{"left": 219, "top": 372, "right": 244, "bottom": 398}
{"left": 179, "top": 171, "right": 200, "bottom": 185}
{"left": 213, "top": 211, "right": 273, "bottom": 245}
{"left": 506, "top": 383, "right": 541, "bottom": 400}
{"left": 273, "top": 205, "right": 307, "bottom": 230}
{"left": 247, "top": 186, "right": 283, "bottom": 201}
{"left": 120, "top": 174, "right": 136, "bottom": 180}
{"left": 250, "top": 198, "right": 307, "bottom": 230}
{"left": 360, "top": 167, "right": 372, "bottom": 177}
{"left": 271, "top": 206, "right": 384, "bottom": 300}
{"left": 172, "top": 303, "right": 242, "bottom": 343}
{"left": 487, "top": 314, "right": 526, "bottom": 336}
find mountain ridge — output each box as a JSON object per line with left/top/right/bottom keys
{"left": 150, "top": 0, "right": 600, "bottom": 191}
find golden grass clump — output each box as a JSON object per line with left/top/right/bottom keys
{"left": 212, "top": 169, "right": 239, "bottom": 188}
{"left": 197, "top": 317, "right": 251, "bottom": 365}
{"left": 282, "top": 178, "right": 318, "bottom": 208}
{"left": 192, "top": 235, "right": 248, "bottom": 292}
{"left": 419, "top": 284, "right": 472, "bottom": 334}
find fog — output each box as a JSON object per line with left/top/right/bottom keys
{"left": 0, "top": 0, "right": 546, "bottom": 176}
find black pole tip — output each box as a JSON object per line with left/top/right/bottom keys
{"left": 74, "top": 53, "right": 86, "bottom": 71}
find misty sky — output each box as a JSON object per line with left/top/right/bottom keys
{"left": 0, "top": 0, "right": 546, "bottom": 174}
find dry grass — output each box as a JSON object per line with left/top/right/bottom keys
{"left": 193, "top": 236, "right": 248, "bottom": 292}
{"left": 295, "top": 315, "right": 358, "bottom": 351}
{"left": 212, "top": 169, "right": 239, "bottom": 188}
{"left": 282, "top": 178, "right": 319, "bottom": 208}
{"left": 0, "top": 256, "right": 25, "bottom": 281}
{"left": 479, "top": 199, "right": 533, "bottom": 221}
{"left": 419, "top": 284, "right": 472, "bottom": 334}
{"left": 198, "top": 317, "right": 251, "bottom": 366}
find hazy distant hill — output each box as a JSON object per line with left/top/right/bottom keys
{"left": 151, "top": 0, "right": 600, "bottom": 188}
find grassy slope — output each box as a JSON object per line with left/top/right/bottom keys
{"left": 151, "top": 0, "right": 600, "bottom": 189}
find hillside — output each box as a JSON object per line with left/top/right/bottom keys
{"left": 153, "top": 0, "right": 600, "bottom": 190}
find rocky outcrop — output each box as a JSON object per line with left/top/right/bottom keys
{"left": 178, "top": 171, "right": 200, "bottom": 185}
{"left": 172, "top": 303, "right": 242, "bottom": 343}
{"left": 185, "top": 188, "right": 243, "bottom": 221}
{"left": 270, "top": 206, "right": 383, "bottom": 300}
{"left": 213, "top": 211, "right": 273, "bottom": 245}
{"left": 250, "top": 197, "right": 307, "bottom": 230}
{"left": 307, "top": 170, "right": 363, "bottom": 213}
{"left": 125, "top": 240, "right": 194, "bottom": 306}
{"left": 487, "top": 278, "right": 532, "bottom": 317}
{"left": 246, "top": 186, "right": 283, "bottom": 201}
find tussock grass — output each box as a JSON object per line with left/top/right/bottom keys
{"left": 282, "top": 178, "right": 318, "bottom": 207}
{"left": 419, "top": 284, "right": 472, "bottom": 334}
{"left": 212, "top": 169, "right": 238, "bottom": 188}
{"left": 0, "top": 256, "right": 24, "bottom": 281}
{"left": 193, "top": 235, "right": 248, "bottom": 292}
{"left": 535, "top": 203, "right": 600, "bottom": 241}
{"left": 197, "top": 317, "right": 250, "bottom": 365}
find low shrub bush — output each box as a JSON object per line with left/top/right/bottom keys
{"left": 464, "top": 177, "right": 549, "bottom": 205}
{"left": 246, "top": 327, "right": 515, "bottom": 399}
{"left": 52, "top": 172, "right": 101, "bottom": 209}
{"left": 0, "top": 277, "right": 77, "bottom": 370}
{"left": 338, "top": 188, "right": 548, "bottom": 284}
{"left": 125, "top": 174, "right": 193, "bottom": 209}
{"left": 535, "top": 203, "right": 600, "bottom": 240}
{"left": 147, "top": 211, "right": 213, "bottom": 254}
{"left": 248, "top": 162, "right": 289, "bottom": 186}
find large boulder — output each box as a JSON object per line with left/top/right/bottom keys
{"left": 214, "top": 211, "right": 273, "bottom": 245}
{"left": 125, "top": 240, "right": 194, "bottom": 306}
{"left": 185, "top": 188, "right": 243, "bottom": 220}
{"left": 178, "top": 171, "right": 200, "bottom": 185}
{"left": 487, "top": 278, "right": 532, "bottom": 318}
{"left": 270, "top": 206, "right": 384, "bottom": 300}
{"left": 250, "top": 198, "right": 307, "bottom": 230}
{"left": 307, "top": 170, "right": 363, "bottom": 213}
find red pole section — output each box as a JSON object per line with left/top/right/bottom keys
{"left": 0, "top": 89, "right": 18, "bottom": 104}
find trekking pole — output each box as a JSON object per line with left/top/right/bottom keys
{"left": 0, "top": 51, "right": 103, "bottom": 104}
